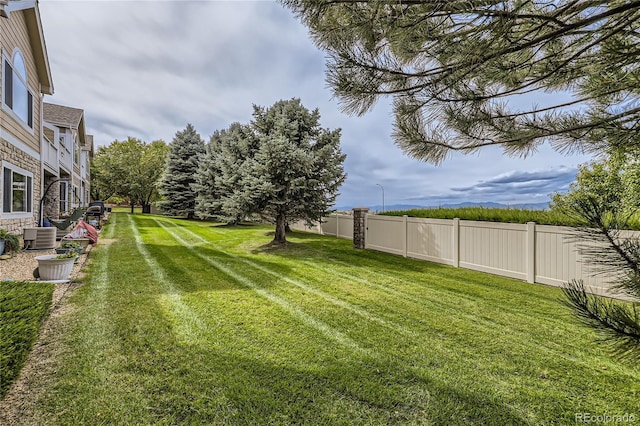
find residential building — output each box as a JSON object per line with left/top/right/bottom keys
{"left": 0, "top": 0, "right": 53, "bottom": 234}
{"left": 42, "top": 102, "right": 93, "bottom": 219}
{"left": 1, "top": 1, "right": 93, "bottom": 237}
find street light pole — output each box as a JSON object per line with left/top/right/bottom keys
{"left": 376, "top": 183, "right": 385, "bottom": 213}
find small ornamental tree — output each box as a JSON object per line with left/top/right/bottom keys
{"left": 158, "top": 124, "right": 205, "bottom": 219}
{"left": 240, "top": 99, "right": 346, "bottom": 244}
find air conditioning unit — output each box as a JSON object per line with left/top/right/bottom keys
{"left": 23, "top": 227, "right": 57, "bottom": 250}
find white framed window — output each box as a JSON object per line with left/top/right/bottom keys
{"left": 1, "top": 162, "right": 33, "bottom": 218}
{"left": 2, "top": 49, "right": 34, "bottom": 131}
{"left": 59, "top": 181, "right": 69, "bottom": 214}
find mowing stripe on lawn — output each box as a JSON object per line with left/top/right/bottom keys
{"left": 68, "top": 213, "right": 127, "bottom": 404}
{"left": 177, "top": 220, "right": 589, "bottom": 362}
{"left": 165, "top": 218, "right": 552, "bottom": 343}
{"left": 155, "top": 217, "right": 593, "bottom": 373}
{"left": 182, "top": 221, "right": 547, "bottom": 328}
{"left": 129, "top": 216, "right": 208, "bottom": 342}
{"left": 299, "top": 258, "right": 577, "bottom": 352}
{"left": 152, "top": 217, "right": 420, "bottom": 338}
{"left": 146, "top": 217, "right": 367, "bottom": 354}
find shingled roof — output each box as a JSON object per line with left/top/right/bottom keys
{"left": 43, "top": 102, "right": 84, "bottom": 128}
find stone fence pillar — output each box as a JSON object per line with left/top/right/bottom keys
{"left": 352, "top": 207, "right": 369, "bottom": 249}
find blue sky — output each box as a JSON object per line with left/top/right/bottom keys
{"left": 39, "top": 1, "right": 594, "bottom": 209}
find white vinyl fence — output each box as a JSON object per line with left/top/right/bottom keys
{"left": 366, "top": 215, "right": 623, "bottom": 298}
{"left": 293, "top": 213, "right": 629, "bottom": 298}
{"left": 290, "top": 213, "right": 353, "bottom": 240}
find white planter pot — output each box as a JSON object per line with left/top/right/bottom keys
{"left": 35, "top": 255, "right": 76, "bottom": 281}
{"left": 61, "top": 238, "right": 91, "bottom": 250}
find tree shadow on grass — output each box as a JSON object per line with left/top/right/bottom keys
{"left": 139, "top": 241, "right": 296, "bottom": 294}
{"left": 97, "top": 294, "right": 540, "bottom": 425}
{"left": 248, "top": 230, "right": 566, "bottom": 305}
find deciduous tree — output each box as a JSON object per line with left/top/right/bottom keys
{"left": 90, "top": 137, "right": 168, "bottom": 213}
{"left": 550, "top": 151, "right": 640, "bottom": 359}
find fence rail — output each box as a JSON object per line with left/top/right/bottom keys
{"left": 292, "top": 213, "right": 628, "bottom": 298}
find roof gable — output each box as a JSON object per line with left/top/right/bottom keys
{"left": 44, "top": 102, "right": 87, "bottom": 146}
{"left": 2, "top": 1, "right": 53, "bottom": 94}
{"left": 43, "top": 102, "right": 83, "bottom": 128}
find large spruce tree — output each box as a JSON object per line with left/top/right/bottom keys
{"left": 194, "top": 123, "right": 260, "bottom": 223}
{"left": 193, "top": 134, "right": 222, "bottom": 221}
{"left": 158, "top": 124, "right": 206, "bottom": 219}
{"left": 245, "top": 99, "right": 346, "bottom": 243}
{"left": 198, "top": 99, "right": 345, "bottom": 244}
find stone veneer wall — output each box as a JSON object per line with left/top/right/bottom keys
{"left": 42, "top": 174, "right": 60, "bottom": 220}
{"left": 352, "top": 207, "right": 369, "bottom": 249}
{"left": 0, "top": 139, "right": 40, "bottom": 235}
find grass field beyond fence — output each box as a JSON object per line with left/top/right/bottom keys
{"left": 7, "top": 213, "right": 639, "bottom": 424}
{"left": 382, "top": 207, "right": 583, "bottom": 227}
{"left": 0, "top": 281, "right": 53, "bottom": 398}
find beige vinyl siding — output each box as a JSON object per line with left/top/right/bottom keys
{"left": 0, "top": 9, "right": 42, "bottom": 154}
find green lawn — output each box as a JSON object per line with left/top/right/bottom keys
{"left": 0, "top": 280, "right": 53, "bottom": 398}
{"left": 15, "top": 213, "right": 640, "bottom": 424}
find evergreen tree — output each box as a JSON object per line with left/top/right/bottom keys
{"left": 194, "top": 123, "right": 260, "bottom": 224}
{"left": 213, "top": 123, "right": 260, "bottom": 225}
{"left": 194, "top": 135, "right": 222, "bottom": 220}
{"left": 239, "top": 99, "right": 346, "bottom": 244}
{"left": 158, "top": 124, "right": 206, "bottom": 219}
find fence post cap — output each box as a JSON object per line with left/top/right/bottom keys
{"left": 353, "top": 207, "right": 370, "bottom": 212}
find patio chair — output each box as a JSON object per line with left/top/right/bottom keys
{"left": 47, "top": 208, "right": 87, "bottom": 230}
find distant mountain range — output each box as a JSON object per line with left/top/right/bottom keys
{"left": 335, "top": 201, "right": 550, "bottom": 212}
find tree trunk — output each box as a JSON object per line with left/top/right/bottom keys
{"left": 273, "top": 213, "right": 287, "bottom": 244}
{"left": 130, "top": 202, "right": 135, "bottom": 214}
{"left": 142, "top": 203, "right": 151, "bottom": 214}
